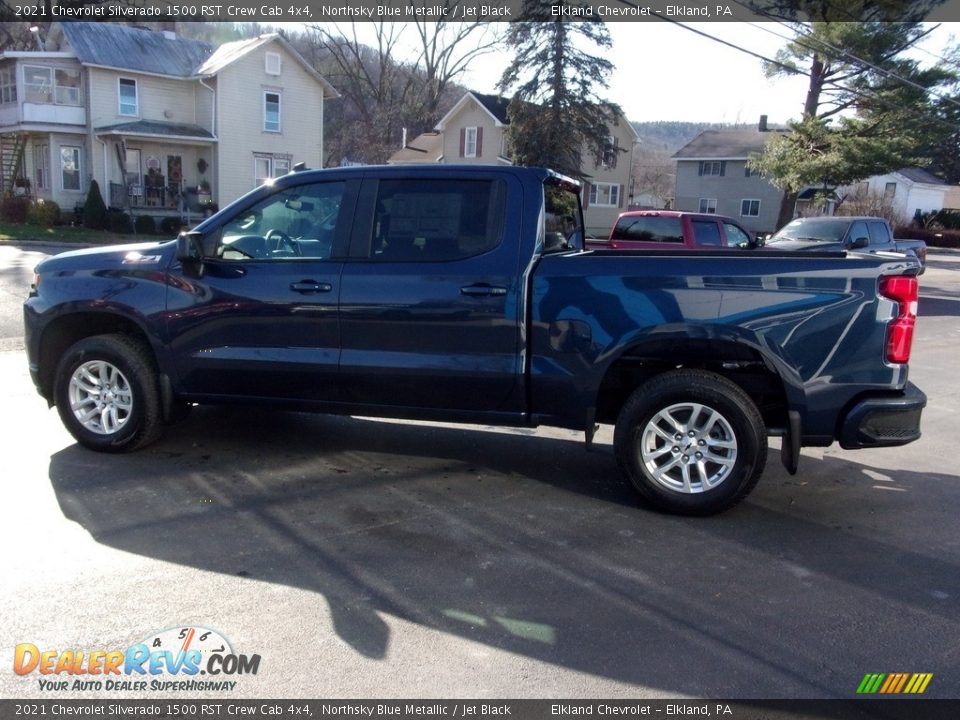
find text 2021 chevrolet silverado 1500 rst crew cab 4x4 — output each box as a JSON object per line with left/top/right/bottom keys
{"left": 25, "top": 166, "right": 926, "bottom": 515}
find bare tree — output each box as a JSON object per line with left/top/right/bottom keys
{"left": 306, "top": 15, "right": 502, "bottom": 165}
{"left": 631, "top": 148, "right": 674, "bottom": 208}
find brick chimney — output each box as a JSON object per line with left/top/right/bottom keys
{"left": 759, "top": 115, "right": 769, "bottom": 132}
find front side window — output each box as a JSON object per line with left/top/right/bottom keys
{"left": 60, "top": 146, "right": 81, "bottom": 191}
{"left": 119, "top": 78, "right": 138, "bottom": 116}
{"left": 740, "top": 199, "right": 760, "bottom": 217}
{"left": 699, "top": 197, "right": 717, "bottom": 214}
{"left": 219, "top": 181, "right": 346, "bottom": 261}
{"left": 24, "top": 65, "right": 53, "bottom": 103}
{"left": 368, "top": 179, "right": 503, "bottom": 262}
{"left": 589, "top": 182, "right": 620, "bottom": 208}
{"left": 723, "top": 222, "right": 752, "bottom": 248}
{"left": 264, "top": 92, "right": 281, "bottom": 132}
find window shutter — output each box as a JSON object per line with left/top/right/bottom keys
{"left": 583, "top": 182, "right": 591, "bottom": 209}
{"left": 459, "top": 129, "right": 465, "bottom": 158}
{"left": 618, "top": 184, "right": 624, "bottom": 208}
{"left": 720, "top": 161, "right": 727, "bottom": 177}
{"left": 476, "top": 127, "right": 483, "bottom": 157}
{"left": 698, "top": 162, "right": 703, "bottom": 176}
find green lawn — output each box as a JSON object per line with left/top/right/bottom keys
{"left": 0, "top": 222, "right": 146, "bottom": 245}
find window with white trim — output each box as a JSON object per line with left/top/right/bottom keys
{"left": 253, "top": 153, "right": 292, "bottom": 187}
{"left": 55, "top": 68, "right": 80, "bottom": 105}
{"left": 698, "top": 197, "right": 717, "bottom": 214}
{"left": 24, "top": 65, "right": 53, "bottom": 103}
{"left": 698, "top": 161, "right": 726, "bottom": 177}
{"left": 0, "top": 66, "right": 16, "bottom": 104}
{"left": 589, "top": 182, "right": 620, "bottom": 208}
{"left": 60, "top": 146, "right": 81, "bottom": 191}
{"left": 265, "top": 52, "right": 282, "bottom": 75}
{"left": 464, "top": 127, "right": 478, "bottom": 157}
{"left": 119, "top": 78, "right": 138, "bottom": 116}
{"left": 35, "top": 144, "right": 49, "bottom": 190}
{"left": 740, "top": 199, "right": 760, "bottom": 217}
{"left": 264, "top": 92, "right": 281, "bottom": 132}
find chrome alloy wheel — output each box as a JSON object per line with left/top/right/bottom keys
{"left": 639, "top": 402, "right": 738, "bottom": 494}
{"left": 68, "top": 360, "right": 134, "bottom": 435}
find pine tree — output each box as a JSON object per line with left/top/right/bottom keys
{"left": 83, "top": 179, "right": 108, "bottom": 231}
{"left": 497, "top": 1, "right": 620, "bottom": 179}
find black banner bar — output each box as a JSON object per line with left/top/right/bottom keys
{"left": 2, "top": 700, "right": 960, "bottom": 720}
{"left": 4, "top": 0, "right": 960, "bottom": 22}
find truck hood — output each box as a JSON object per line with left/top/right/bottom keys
{"left": 36, "top": 240, "right": 176, "bottom": 273}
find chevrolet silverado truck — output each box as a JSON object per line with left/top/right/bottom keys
{"left": 24, "top": 166, "right": 926, "bottom": 515}
{"left": 587, "top": 210, "right": 762, "bottom": 251}
{"left": 767, "top": 215, "right": 927, "bottom": 270}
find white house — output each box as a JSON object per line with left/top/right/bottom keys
{"left": 0, "top": 22, "right": 336, "bottom": 221}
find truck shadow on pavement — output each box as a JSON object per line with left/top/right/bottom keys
{"left": 48, "top": 407, "right": 960, "bottom": 697}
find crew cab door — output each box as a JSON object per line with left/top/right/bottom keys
{"left": 337, "top": 173, "right": 524, "bottom": 414}
{"left": 166, "top": 178, "right": 356, "bottom": 402}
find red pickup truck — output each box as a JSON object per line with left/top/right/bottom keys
{"left": 588, "top": 210, "right": 762, "bottom": 250}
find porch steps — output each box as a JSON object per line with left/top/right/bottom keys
{"left": 1, "top": 132, "right": 27, "bottom": 196}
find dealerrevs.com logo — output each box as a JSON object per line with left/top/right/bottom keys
{"left": 14, "top": 626, "right": 260, "bottom": 692}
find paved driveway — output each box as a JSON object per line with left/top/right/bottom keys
{"left": 1, "top": 244, "right": 958, "bottom": 699}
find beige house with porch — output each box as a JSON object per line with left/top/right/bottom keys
{"left": 0, "top": 22, "right": 336, "bottom": 223}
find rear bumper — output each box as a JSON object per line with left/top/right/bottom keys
{"left": 838, "top": 382, "right": 926, "bottom": 449}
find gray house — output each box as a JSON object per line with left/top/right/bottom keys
{"left": 672, "top": 119, "right": 786, "bottom": 235}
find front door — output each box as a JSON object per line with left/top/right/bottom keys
{"left": 167, "top": 178, "right": 355, "bottom": 403}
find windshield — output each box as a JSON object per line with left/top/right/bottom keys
{"left": 771, "top": 218, "right": 848, "bottom": 242}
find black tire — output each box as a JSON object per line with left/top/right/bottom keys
{"left": 53, "top": 334, "right": 164, "bottom": 453}
{"left": 614, "top": 369, "right": 767, "bottom": 516}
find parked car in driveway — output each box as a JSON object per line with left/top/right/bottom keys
{"left": 766, "top": 216, "right": 927, "bottom": 271}
{"left": 24, "top": 165, "right": 925, "bottom": 516}
{"left": 587, "top": 210, "right": 762, "bottom": 251}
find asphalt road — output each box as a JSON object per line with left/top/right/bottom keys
{"left": 1, "top": 242, "right": 958, "bottom": 700}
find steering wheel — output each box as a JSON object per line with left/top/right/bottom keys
{"left": 264, "top": 228, "right": 299, "bottom": 255}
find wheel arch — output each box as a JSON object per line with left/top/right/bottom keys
{"left": 593, "top": 325, "right": 805, "bottom": 434}
{"left": 37, "top": 309, "right": 157, "bottom": 403}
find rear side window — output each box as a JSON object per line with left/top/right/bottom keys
{"left": 368, "top": 179, "right": 503, "bottom": 262}
{"left": 867, "top": 221, "right": 892, "bottom": 245}
{"left": 610, "top": 216, "right": 683, "bottom": 243}
{"left": 692, "top": 220, "right": 722, "bottom": 246}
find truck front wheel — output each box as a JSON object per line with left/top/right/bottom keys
{"left": 54, "top": 334, "right": 164, "bottom": 453}
{"left": 614, "top": 370, "right": 767, "bottom": 515}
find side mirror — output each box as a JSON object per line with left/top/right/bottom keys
{"left": 849, "top": 236, "right": 869, "bottom": 250}
{"left": 176, "top": 231, "right": 217, "bottom": 274}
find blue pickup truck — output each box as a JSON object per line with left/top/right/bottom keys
{"left": 24, "top": 166, "right": 926, "bottom": 515}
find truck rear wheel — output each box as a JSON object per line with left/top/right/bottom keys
{"left": 54, "top": 334, "right": 164, "bottom": 453}
{"left": 614, "top": 370, "right": 767, "bottom": 515}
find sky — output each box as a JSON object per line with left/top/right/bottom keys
{"left": 301, "top": 21, "right": 959, "bottom": 127}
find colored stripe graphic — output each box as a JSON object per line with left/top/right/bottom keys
{"left": 857, "top": 673, "right": 932, "bottom": 694}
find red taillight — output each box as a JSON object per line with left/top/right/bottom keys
{"left": 879, "top": 275, "right": 918, "bottom": 364}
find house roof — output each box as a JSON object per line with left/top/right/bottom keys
{"left": 436, "top": 91, "right": 511, "bottom": 131}
{"left": 673, "top": 128, "right": 785, "bottom": 160}
{"left": 196, "top": 33, "right": 338, "bottom": 98}
{"left": 58, "top": 22, "right": 214, "bottom": 77}
{"left": 896, "top": 167, "right": 947, "bottom": 185}
{"left": 471, "top": 92, "right": 510, "bottom": 125}
{"left": 53, "top": 24, "right": 337, "bottom": 98}
{"left": 94, "top": 120, "right": 215, "bottom": 142}
{"left": 388, "top": 132, "right": 444, "bottom": 164}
